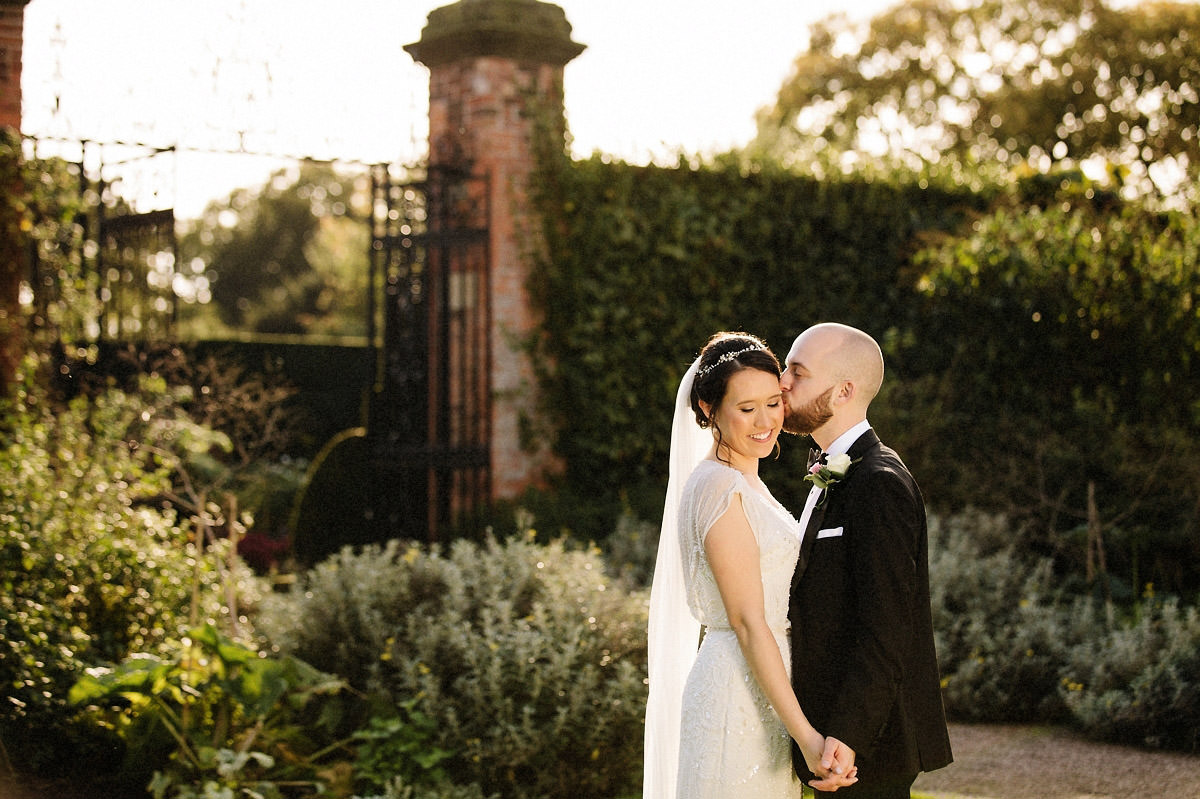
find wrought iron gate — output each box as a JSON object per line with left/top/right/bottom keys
{"left": 367, "top": 162, "right": 491, "bottom": 543}
{"left": 97, "top": 207, "right": 177, "bottom": 340}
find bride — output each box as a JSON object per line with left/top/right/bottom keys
{"left": 643, "top": 332, "right": 857, "bottom": 799}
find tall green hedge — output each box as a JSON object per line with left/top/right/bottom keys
{"left": 909, "top": 198, "right": 1200, "bottom": 592}
{"left": 527, "top": 151, "right": 1200, "bottom": 594}
{"left": 527, "top": 154, "right": 987, "bottom": 522}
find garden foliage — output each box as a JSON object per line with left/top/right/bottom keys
{"left": 1061, "top": 593, "right": 1200, "bottom": 752}
{"left": 911, "top": 195, "right": 1200, "bottom": 582}
{"left": 70, "top": 623, "right": 348, "bottom": 799}
{"left": 929, "top": 511, "right": 1101, "bottom": 722}
{"left": 256, "top": 532, "right": 648, "bottom": 799}
{"left": 0, "top": 361, "right": 263, "bottom": 775}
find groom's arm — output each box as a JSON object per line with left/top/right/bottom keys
{"left": 823, "top": 463, "right": 923, "bottom": 754}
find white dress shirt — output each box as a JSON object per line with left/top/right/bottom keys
{"left": 796, "top": 419, "right": 873, "bottom": 541}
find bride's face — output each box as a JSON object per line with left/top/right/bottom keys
{"left": 705, "top": 368, "right": 784, "bottom": 471}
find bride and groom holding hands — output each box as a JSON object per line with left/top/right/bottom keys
{"left": 644, "top": 323, "right": 953, "bottom": 799}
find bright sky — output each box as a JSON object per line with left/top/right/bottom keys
{"left": 20, "top": 0, "right": 897, "bottom": 218}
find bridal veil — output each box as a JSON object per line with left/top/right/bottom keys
{"left": 643, "top": 355, "right": 711, "bottom": 799}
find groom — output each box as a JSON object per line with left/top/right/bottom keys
{"left": 780, "top": 323, "right": 952, "bottom": 798}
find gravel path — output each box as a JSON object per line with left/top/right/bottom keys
{"left": 4, "top": 722, "right": 1200, "bottom": 798}
{"left": 913, "top": 723, "right": 1200, "bottom": 799}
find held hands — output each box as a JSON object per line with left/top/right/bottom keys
{"left": 801, "top": 734, "right": 858, "bottom": 792}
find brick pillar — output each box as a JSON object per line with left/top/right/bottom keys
{"left": 0, "top": 0, "right": 30, "bottom": 130}
{"left": 0, "top": 1, "right": 29, "bottom": 398}
{"left": 405, "top": 0, "right": 584, "bottom": 500}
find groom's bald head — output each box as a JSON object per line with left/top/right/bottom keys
{"left": 791, "top": 323, "right": 884, "bottom": 409}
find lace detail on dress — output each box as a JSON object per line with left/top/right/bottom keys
{"left": 674, "top": 460, "right": 804, "bottom": 799}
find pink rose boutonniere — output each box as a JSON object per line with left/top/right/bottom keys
{"left": 804, "top": 453, "right": 857, "bottom": 505}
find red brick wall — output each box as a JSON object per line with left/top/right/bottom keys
{"left": 0, "top": 2, "right": 27, "bottom": 130}
{"left": 427, "top": 56, "right": 565, "bottom": 499}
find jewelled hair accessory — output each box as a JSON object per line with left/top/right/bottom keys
{"left": 696, "top": 345, "right": 762, "bottom": 376}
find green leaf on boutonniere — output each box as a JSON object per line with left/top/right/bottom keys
{"left": 804, "top": 452, "right": 858, "bottom": 491}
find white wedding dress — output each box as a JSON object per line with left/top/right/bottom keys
{"left": 675, "top": 459, "right": 805, "bottom": 799}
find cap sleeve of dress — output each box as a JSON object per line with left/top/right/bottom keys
{"left": 690, "top": 462, "right": 748, "bottom": 544}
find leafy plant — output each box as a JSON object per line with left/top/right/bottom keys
{"left": 355, "top": 776, "right": 495, "bottom": 799}
{"left": 70, "top": 623, "right": 348, "bottom": 797}
{"left": 1062, "top": 594, "right": 1200, "bottom": 751}
{"left": 351, "top": 697, "right": 454, "bottom": 794}
{"left": 928, "top": 510, "right": 1085, "bottom": 722}
{"left": 926, "top": 510, "right": 1200, "bottom": 751}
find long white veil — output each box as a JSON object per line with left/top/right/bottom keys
{"left": 643, "top": 355, "right": 712, "bottom": 799}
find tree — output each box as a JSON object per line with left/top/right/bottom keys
{"left": 178, "top": 162, "right": 370, "bottom": 337}
{"left": 754, "top": 0, "right": 1200, "bottom": 198}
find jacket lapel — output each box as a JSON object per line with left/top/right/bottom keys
{"left": 793, "top": 499, "right": 825, "bottom": 583}
{"left": 792, "top": 430, "right": 881, "bottom": 583}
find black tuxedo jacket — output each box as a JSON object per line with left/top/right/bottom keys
{"left": 788, "top": 429, "right": 952, "bottom": 781}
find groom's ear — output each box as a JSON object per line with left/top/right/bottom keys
{"left": 835, "top": 379, "right": 856, "bottom": 406}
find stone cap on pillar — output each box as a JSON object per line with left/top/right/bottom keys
{"left": 404, "top": 0, "right": 585, "bottom": 67}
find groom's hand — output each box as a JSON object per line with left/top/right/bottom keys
{"left": 822, "top": 736, "right": 856, "bottom": 777}
{"left": 806, "top": 736, "right": 859, "bottom": 792}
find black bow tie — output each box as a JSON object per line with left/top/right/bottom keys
{"left": 807, "top": 448, "right": 824, "bottom": 470}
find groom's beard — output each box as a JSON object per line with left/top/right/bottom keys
{"left": 782, "top": 385, "right": 834, "bottom": 436}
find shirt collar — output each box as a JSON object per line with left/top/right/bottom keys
{"left": 825, "top": 419, "right": 871, "bottom": 458}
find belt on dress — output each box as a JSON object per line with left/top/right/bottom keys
{"left": 702, "top": 622, "right": 790, "bottom": 635}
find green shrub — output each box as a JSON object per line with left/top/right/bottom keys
{"left": 599, "top": 511, "right": 660, "bottom": 589}
{"left": 0, "top": 362, "right": 263, "bottom": 776}
{"left": 1062, "top": 595, "right": 1200, "bottom": 752}
{"left": 351, "top": 698, "right": 455, "bottom": 795}
{"left": 256, "top": 531, "right": 648, "bottom": 799}
{"left": 927, "top": 510, "right": 1200, "bottom": 750}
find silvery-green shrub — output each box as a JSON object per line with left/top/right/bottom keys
{"left": 928, "top": 510, "right": 1102, "bottom": 721}
{"left": 1062, "top": 595, "right": 1200, "bottom": 751}
{"left": 258, "top": 532, "right": 648, "bottom": 799}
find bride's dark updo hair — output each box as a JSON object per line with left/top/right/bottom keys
{"left": 690, "top": 332, "right": 781, "bottom": 459}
